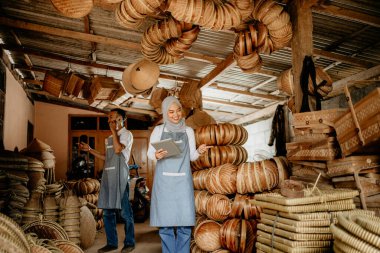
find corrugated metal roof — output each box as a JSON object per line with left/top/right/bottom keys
{"left": 0, "top": 0, "right": 379, "bottom": 124}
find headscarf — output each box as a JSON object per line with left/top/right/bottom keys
{"left": 161, "top": 96, "right": 186, "bottom": 132}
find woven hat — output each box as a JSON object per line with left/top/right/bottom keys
{"left": 186, "top": 109, "right": 216, "bottom": 130}
{"left": 24, "top": 139, "right": 53, "bottom": 153}
{"left": 122, "top": 59, "right": 160, "bottom": 94}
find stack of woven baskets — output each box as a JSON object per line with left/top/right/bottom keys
{"left": 331, "top": 213, "right": 380, "bottom": 252}
{"left": 43, "top": 195, "right": 60, "bottom": 223}
{"left": 252, "top": 189, "right": 374, "bottom": 252}
{"left": 192, "top": 123, "right": 263, "bottom": 252}
{"left": 22, "top": 138, "right": 57, "bottom": 185}
{"left": 59, "top": 192, "right": 82, "bottom": 245}
{"left": 22, "top": 191, "right": 43, "bottom": 226}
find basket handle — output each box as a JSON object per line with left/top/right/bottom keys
{"left": 344, "top": 85, "right": 365, "bottom": 146}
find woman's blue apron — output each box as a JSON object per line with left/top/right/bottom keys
{"left": 150, "top": 129, "right": 195, "bottom": 227}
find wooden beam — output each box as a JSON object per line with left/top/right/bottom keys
{"left": 313, "top": 4, "right": 380, "bottom": 28}
{"left": 329, "top": 65, "right": 380, "bottom": 97}
{"left": 199, "top": 53, "right": 236, "bottom": 89}
{"left": 231, "top": 102, "right": 282, "bottom": 125}
{"left": 208, "top": 83, "right": 284, "bottom": 101}
{"left": 22, "top": 79, "right": 43, "bottom": 86}
{"left": 313, "top": 48, "right": 374, "bottom": 68}
{"left": 290, "top": 0, "right": 314, "bottom": 112}
{"left": 0, "top": 16, "right": 223, "bottom": 65}
{"left": 204, "top": 109, "right": 243, "bottom": 117}
{"left": 203, "top": 98, "right": 262, "bottom": 109}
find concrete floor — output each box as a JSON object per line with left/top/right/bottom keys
{"left": 84, "top": 219, "right": 162, "bottom": 253}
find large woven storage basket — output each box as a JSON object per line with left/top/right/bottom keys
{"left": 335, "top": 88, "right": 380, "bottom": 157}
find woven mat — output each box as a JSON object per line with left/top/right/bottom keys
{"left": 261, "top": 213, "right": 330, "bottom": 227}
{"left": 256, "top": 242, "right": 332, "bottom": 253}
{"left": 257, "top": 230, "right": 332, "bottom": 248}
{"left": 258, "top": 223, "right": 334, "bottom": 241}
{"left": 330, "top": 224, "right": 379, "bottom": 253}
{"left": 262, "top": 209, "right": 374, "bottom": 222}
{"left": 334, "top": 239, "right": 361, "bottom": 253}
{"left": 254, "top": 189, "right": 358, "bottom": 206}
{"left": 252, "top": 199, "right": 355, "bottom": 213}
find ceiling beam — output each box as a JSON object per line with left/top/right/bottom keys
{"left": 313, "top": 48, "right": 374, "bottom": 68}
{"left": 198, "top": 53, "right": 236, "bottom": 89}
{"left": 313, "top": 4, "right": 380, "bottom": 28}
{"left": 231, "top": 102, "right": 282, "bottom": 125}
{"left": 203, "top": 98, "right": 262, "bottom": 109}
{"left": 207, "top": 83, "right": 285, "bottom": 102}
{"left": 329, "top": 64, "right": 380, "bottom": 97}
{"left": 0, "top": 16, "right": 223, "bottom": 65}
{"left": 204, "top": 109, "right": 243, "bottom": 117}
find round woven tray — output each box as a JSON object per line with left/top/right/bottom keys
{"left": 54, "top": 240, "right": 84, "bottom": 253}
{"left": 194, "top": 220, "right": 221, "bottom": 252}
{"left": 50, "top": 0, "right": 93, "bottom": 18}
{"left": 22, "top": 219, "right": 69, "bottom": 240}
{"left": 0, "top": 213, "right": 30, "bottom": 252}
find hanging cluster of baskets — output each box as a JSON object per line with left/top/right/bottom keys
{"left": 141, "top": 16, "right": 200, "bottom": 64}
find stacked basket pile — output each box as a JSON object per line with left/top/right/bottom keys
{"left": 331, "top": 213, "right": 380, "bottom": 252}
{"left": 192, "top": 123, "right": 290, "bottom": 252}
{"left": 0, "top": 151, "right": 30, "bottom": 224}
{"left": 59, "top": 192, "right": 82, "bottom": 245}
{"left": 252, "top": 189, "right": 374, "bottom": 253}
{"left": 22, "top": 138, "right": 57, "bottom": 185}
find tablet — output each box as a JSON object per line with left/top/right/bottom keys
{"left": 151, "top": 138, "right": 181, "bottom": 157}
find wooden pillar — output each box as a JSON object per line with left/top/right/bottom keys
{"left": 290, "top": 0, "right": 314, "bottom": 112}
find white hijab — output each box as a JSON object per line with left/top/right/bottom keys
{"left": 161, "top": 96, "right": 186, "bottom": 132}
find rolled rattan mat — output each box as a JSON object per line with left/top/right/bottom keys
{"left": 261, "top": 213, "right": 330, "bottom": 227}
{"left": 355, "top": 216, "right": 380, "bottom": 236}
{"left": 258, "top": 223, "right": 333, "bottom": 241}
{"left": 260, "top": 217, "right": 331, "bottom": 234}
{"left": 256, "top": 242, "right": 332, "bottom": 253}
{"left": 257, "top": 237, "right": 332, "bottom": 253}
{"left": 254, "top": 189, "right": 358, "bottom": 206}
{"left": 257, "top": 230, "right": 331, "bottom": 248}
{"left": 330, "top": 224, "right": 379, "bottom": 253}
{"left": 337, "top": 214, "right": 380, "bottom": 248}
{"left": 334, "top": 239, "right": 362, "bottom": 253}
{"left": 252, "top": 199, "right": 355, "bottom": 213}
{"left": 263, "top": 209, "right": 375, "bottom": 221}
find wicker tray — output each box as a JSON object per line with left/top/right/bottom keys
{"left": 257, "top": 230, "right": 331, "bottom": 248}
{"left": 286, "top": 137, "right": 340, "bottom": 161}
{"left": 258, "top": 223, "right": 334, "bottom": 241}
{"left": 293, "top": 109, "right": 346, "bottom": 129}
{"left": 327, "top": 155, "right": 380, "bottom": 177}
{"left": 335, "top": 87, "right": 380, "bottom": 157}
{"left": 254, "top": 189, "right": 358, "bottom": 206}
{"left": 257, "top": 238, "right": 331, "bottom": 253}
{"left": 261, "top": 213, "right": 331, "bottom": 227}
{"left": 260, "top": 217, "right": 331, "bottom": 234}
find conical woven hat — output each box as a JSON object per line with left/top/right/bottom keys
{"left": 40, "top": 151, "right": 55, "bottom": 160}
{"left": 25, "top": 139, "right": 53, "bottom": 153}
{"left": 130, "top": 59, "right": 160, "bottom": 90}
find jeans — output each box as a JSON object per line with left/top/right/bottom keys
{"left": 103, "top": 187, "right": 135, "bottom": 248}
{"left": 159, "top": 227, "right": 191, "bottom": 253}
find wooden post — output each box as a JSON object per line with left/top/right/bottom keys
{"left": 290, "top": 0, "right": 314, "bottom": 112}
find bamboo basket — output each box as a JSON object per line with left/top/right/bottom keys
{"left": 286, "top": 137, "right": 340, "bottom": 161}
{"left": 334, "top": 87, "right": 380, "bottom": 157}
{"left": 194, "top": 220, "right": 221, "bottom": 252}
{"left": 43, "top": 71, "right": 65, "bottom": 98}
{"left": 327, "top": 155, "right": 380, "bottom": 177}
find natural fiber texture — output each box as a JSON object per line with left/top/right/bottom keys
{"left": 50, "top": 0, "right": 93, "bottom": 18}
{"left": 256, "top": 242, "right": 331, "bottom": 253}
{"left": 80, "top": 206, "right": 96, "bottom": 249}
{"left": 253, "top": 198, "right": 355, "bottom": 213}
{"left": 205, "top": 194, "right": 231, "bottom": 221}
{"left": 260, "top": 217, "right": 331, "bottom": 234}
{"left": 0, "top": 212, "right": 30, "bottom": 252}
{"left": 327, "top": 155, "right": 380, "bottom": 177}
{"left": 54, "top": 240, "right": 84, "bottom": 253}
{"left": 330, "top": 224, "right": 379, "bottom": 253}
{"left": 355, "top": 215, "right": 380, "bottom": 236}
{"left": 337, "top": 214, "right": 380, "bottom": 248}
{"left": 193, "top": 169, "right": 210, "bottom": 190}
{"left": 194, "top": 220, "right": 221, "bottom": 252}
{"left": 205, "top": 164, "right": 237, "bottom": 194}
{"left": 254, "top": 189, "right": 358, "bottom": 206}
{"left": 334, "top": 239, "right": 362, "bottom": 253}
{"left": 257, "top": 230, "right": 331, "bottom": 248}
{"left": 230, "top": 194, "right": 261, "bottom": 219}
{"left": 257, "top": 237, "right": 331, "bottom": 253}
{"left": 220, "top": 219, "right": 256, "bottom": 253}
{"left": 194, "top": 190, "right": 212, "bottom": 215}
{"left": 258, "top": 223, "right": 334, "bottom": 241}
{"left": 22, "top": 219, "right": 69, "bottom": 240}
{"left": 195, "top": 123, "right": 248, "bottom": 146}
{"left": 260, "top": 213, "right": 331, "bottom": 227}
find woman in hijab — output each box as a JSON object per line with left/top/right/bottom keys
{"left": 147, "top": 96, "right": 208, "bottom": 253}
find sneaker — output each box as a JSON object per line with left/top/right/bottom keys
{"left": 121, "top": 245, "right": 135, "bottom": 253}
{"left": 98, "top": 245, "right": 118, "bottom": 253}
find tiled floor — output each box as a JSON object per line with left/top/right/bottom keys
{"left": 84, "top": 219, "right": 162, "bottom": 253}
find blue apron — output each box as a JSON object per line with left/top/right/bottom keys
{"left": 150, "top": 128, "right": 195, "bottom": 227}
{"left": 98, "top": 135, "right": 128, "bottom": 209}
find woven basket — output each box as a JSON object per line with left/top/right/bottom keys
{"left": 205, "top": 194, "right": 231, "bottom": 221}
{"left": 205, "top": 164, "right": 237, "bottom": 194}
{"left": 192, "top": 169, "right": 210, "bottom": 190}
{"left": 260, "top": 217, "right": 331, "bottom": 234}
{"left": 22, "top": 219, "right": 69, "bottom": 240}
{"left": 195, "top": 123, "right": 248, "bottom": 146}
{"left": 179, "top": 80, "right": 202, "bottom": 109}
{"left": 54, "top": 240, "right": 84, "bottom": 253}
{"left": 335, "top": 88, "right": 380, "bottom": 157}
{"left": 327, "top": 155, "right": 380, "bottom": 177}
{"left": 80, "top": 206, "right": 96, "bottom": 249}
{"left": 256, "top": 240, "right": 331, "bottom": 253}
{"left": 50, "top": 0, "right": 93, "bottom": 18}
{"left": 194, "top": 190, "right": 212, "bottom": 215}
{"left": 286, "top": 137, "right": 340, "bottom": 161}
{"left": 0, "top": 213, "right": 30, "bottom": 252}
{"left": 229, "top": 194, "right": 261, "bottom": 219}
{"left": 194, "top": 220, "right": 221, "bottom": 252}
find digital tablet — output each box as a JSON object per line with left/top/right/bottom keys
{"left": 151, "top": 138, "right": 181, "bottom": 157}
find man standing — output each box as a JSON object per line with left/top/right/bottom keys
{"left": 79, "top": 109, "right": 135, "bottom": 253}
